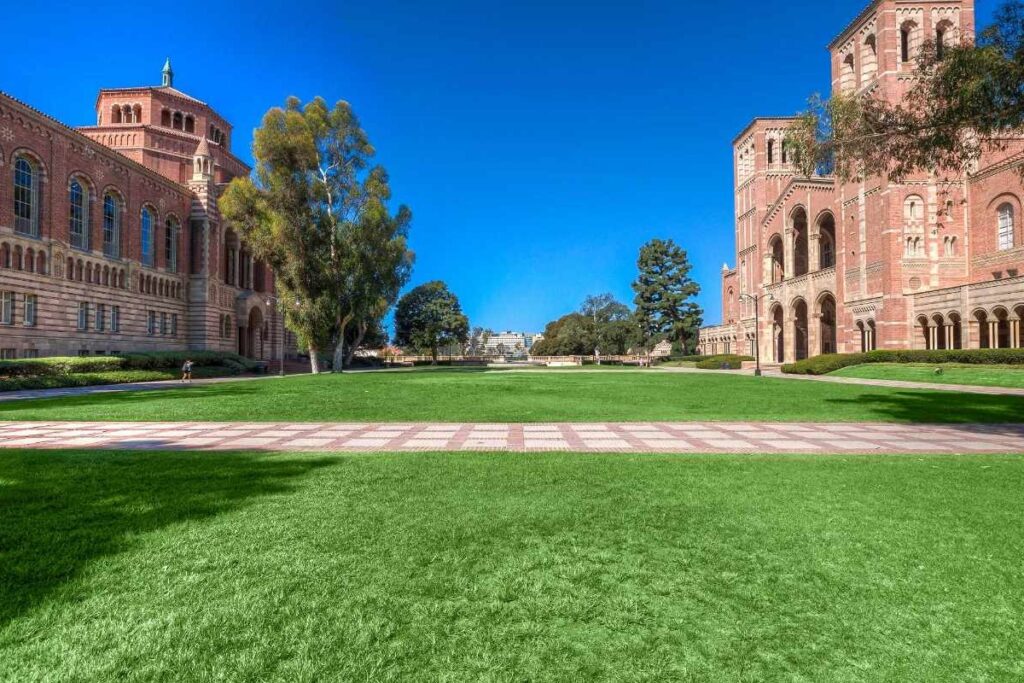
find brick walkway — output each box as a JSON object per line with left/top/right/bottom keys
{"left": 2, "top": 421, "right": 1022, "bottom": 454}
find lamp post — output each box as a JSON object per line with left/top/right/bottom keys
{"left": 739, "top": 293, "right": 772, "bottom": 377}
{"left": 265, "top": 295, "right": 286, "bottom": 377}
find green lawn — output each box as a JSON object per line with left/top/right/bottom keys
{"left": 1, "top": 449, "right": 1022, "bottom": 681}
{"left": 833, "top": 363, "right": 1024, "bottom": 389}
{"left": 2, "top": 368, "right": 1024, "bottom": 423}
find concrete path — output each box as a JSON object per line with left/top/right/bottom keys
{"left": 2, "top": 421, "right": 1022, "bottom": 454}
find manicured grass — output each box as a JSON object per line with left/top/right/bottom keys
{"left": 1, "top": 449, "right": 1022, "bottom": 681}
{"left": 2, "top": 368, "right": 1024, "bottom": 424}
{"left": 833, "top": 362, "right": 1024, "bottom": 389}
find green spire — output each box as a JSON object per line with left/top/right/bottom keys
{"left": 162, "top": 58, "right": 173, "bottom": 87}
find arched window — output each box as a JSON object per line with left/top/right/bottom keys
{"left": 184, "top": 115, "right": 195, "bottom": 134}
{"left": 818, "top": 213, "right": 836, "bottom": 269}
{"left": 767, "top": 140, "right": 774, "bottom": 165}
{"left": 161, "top": 109, "right": 171, "bottom": 127}
{"left": 103, "top": 193, "right": 122, "bottom": 258}
{"left": 998, "top": 203, "right": 1015, "bottom": 250}
{"left": 841, "top": 53, "right": 856, "bottom": 93}
{"left": 69, "top": 179, "right": 89, "bottom": 250}
{"left": 14, "top": 155, "right": 40, "bottom": 236}
{"left": 165, "top": 217, "right": 179, "bottom": 272}
{"left": 862, "top": 35, "right": 877, "bottom": 84}
{"left": 935, "top": 21, "right": 954, "bottom": 60}
{"left": 133, "top": 104, "right": 142, "bottom": 123}
{"left": 111, "top": 104, "right": 123, "bottom": 124}
{"left": 173, "top": 112, "right": 183, "bottom": 130}
{"left": 904, "top": 195, "right": 923, "bottom": 221}
{"left": 141, "top": 207, "right": 155, "bottom": 266}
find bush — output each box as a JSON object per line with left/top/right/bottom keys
{"left": 695, "top": 354, "right": 754, "bottom": 370}
{"left": 782, "top": 348, "right": 1024, "bottom": 375}
{"left": 0, "top": 364, "right": 249, "bottom": 393}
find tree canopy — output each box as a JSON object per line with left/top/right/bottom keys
{"left": 220, "top": 97, "right": 413, "bottom": 373}
{"left": 393, "top": 281, "right": 470, "bottom": 362}
{"left": 530, "top": 293, "right": 639, "bottom": 356}
{"left": 631, "top": 239, "right": 702, "bottom": 354}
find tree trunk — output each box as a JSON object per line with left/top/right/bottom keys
{"left": 431, "top": 345, "right": 438, "bottom": 365}
{"left": 309, "top": 346, "right": 321, "bottom": 374}
{"left": 345, "top": 322, "right": 367, "bottom": 367}
{"left": 332, "top": 315, "right": 353, "bottom": 373}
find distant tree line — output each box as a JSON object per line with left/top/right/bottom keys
{"left": 531, "top": 238, "right": 703, "bottom": 356}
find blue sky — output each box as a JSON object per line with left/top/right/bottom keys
{"left": 1, "top": 0, "right": 997, "bottom": 332}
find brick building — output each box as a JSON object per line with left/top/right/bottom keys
{"left": 698, "top": 0, "right": 1024, "bottom": 360}
{"left": 0, "top": 60, "right": 284, "bottom": 360}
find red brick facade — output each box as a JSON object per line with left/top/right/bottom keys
{"left": 699, "top": 0, "right": 1024, "bottom": 360}
{"left": 0, "top": 63, "right": 283, "bottom": 360}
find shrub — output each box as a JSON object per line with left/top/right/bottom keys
{"left": 0, "top": 351, "right": 258, "bottom": 387}
{"left": 695, "top": 354, "right": 754, "bottom": 370}
{"left": 782, "top": 348, "right": 1024, "bottom": 375}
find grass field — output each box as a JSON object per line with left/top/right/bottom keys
{"left": 2, "top": 368, "right": 1024, "bottom": 424}
{"left": 833, "top": 362, "right": 1024, "bottom": 389}
{"left": 2, "top": 449, "right": 1023, "bottom": 681}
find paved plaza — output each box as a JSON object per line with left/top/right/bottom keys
{"left": 2, "top": 421, "right": 1023, "bottom": 454}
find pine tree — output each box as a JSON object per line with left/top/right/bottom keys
{"left": 631, "top": 239, "right": 703, "bottom": 354}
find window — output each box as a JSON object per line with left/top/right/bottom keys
{"left": 901, "top": 28, "right": 910, "bottom": 62}
{"left": 1, "top": 291, "right": 13, "bottom": 324}
{"left": 173, "top": 112, "right": 183, "bottom": 130}
{"left": 78, "top": 302, "right": 89, "bottom": 331}
{"left": 160, "top": 311, "right": 168, "bottom": 335}
{"left": 1, "top": 348, "right": 16, "bottom": 360}
{"left": 24, "top": 294, "right": 37, "bottom": 327}
{"left": 103, "top": 193, "right": 121, "bottom": 258}
{"left": 147, "top": 310, "right": 156, "bottom": 335}
{"left": 767, "top": 140, "right": 774, "bottom": 165}
{"left": 23, "top": 349, "right": 39, "bottom": 359}
{"left": 111, "top": 306, "right": 121, "bottom": 332}
{"left": 14, "top": 156, "right": 40, "bottom": 236}
{"left": 998, "top": 204, "right": 1015, "bottom": 250}
{"left": 141, "top": 207, "right": 155, "bottom": 267}
{"left": 936, "top": 28, "right": 946, "bottom": 59}
{"left": 166, "top": 218, "right": 179, "bottom": 272}
{"left": 171, "top": 313, "right": 178, "bottom": 336}
{"left": 69, "top": 179, "right": 89, "bottom": 250}
{"left": 78, "top": 349, "right": 89, "bottom": 357}
{"left": 96, "top": 303, "right": 106, "bottom": 332}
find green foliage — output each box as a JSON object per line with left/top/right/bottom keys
{"left": 694, "top": 354, "right": 754, "bottom": 370}
{"left": 632, "top": 239, "right": 703, "bottom": 354}
{"left": 220, "top": 96, "right": 413, "bottom": 372}
{"left": 393, "top": 281, "right": 469, "bottom": 360}
{"left": 782, "top": 349, "right": 1024, "bottom": 375}
{"left": 0, "top": 352, "right": 257, "bottom": 391}
{"left": 531, "top": 294, "right": 640, "bottom": 356}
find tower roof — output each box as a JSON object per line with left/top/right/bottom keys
{"left": 162, "top": 57, "right": 174, "bottom": 87}
{"left": 194, "top": 136, "right": 212, "bottom": 158}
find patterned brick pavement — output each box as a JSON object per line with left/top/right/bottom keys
{"left": 2, "top": 421, "right": 1023, "bottom": 454}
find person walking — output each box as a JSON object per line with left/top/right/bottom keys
{"left": 181, "top": 358, "right": 194, "bottom": 383}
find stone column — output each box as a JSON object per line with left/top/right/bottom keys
{"left": 945, "top": 325, "right": 953, "bottom": 349}
{"left": 1012, "top": 320, "right": 1021, "bottom": 348}
{"left": 990, "top": 321, "right": 999, "bottom": 348}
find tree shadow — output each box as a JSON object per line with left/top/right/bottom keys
{"left": 822, "top": 389, "right": 1024, "bottom": 425}
{"left": 0, "top": 449, "right": 335, "bottom": 629}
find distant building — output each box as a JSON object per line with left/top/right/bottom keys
{"left": 474, "top": 330, "right": 542, "bottom": 358}
{"left": 651, "top": 340, "right": 673, "bottom": 358}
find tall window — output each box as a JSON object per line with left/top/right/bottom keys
{"left": 767, "top": 140, "right": 774, "bottom": 165}
{"left": 166, "top": 218, "right": 179, "bottom": 272}
{"left": 96, "top": 303, "right": 106, "bottom": 332}
{"left": 1, "top": 291, "right": 13, "bottom": 324}
{"left": 901, "top": 28, "right": 910, "bottom": 62}
{"left": 14, "top": 156, "right": 40, "bottom": 236}
{"left": 171, "top": 313, "right": 178, "bottom": 336}
{"left": 141, "top": 207, "right": 155, "bottom": 267}
{"left": 147, "top": 310, "right": 156, "bottom": 335}
{"left": 936, "top": 28, "right": 946, "bottom": 59}
{"left": 160, "top": 312, "right": 168, "bottom": 335}
{"left": 111, "top": 305, "right": 121, "bottom": 332}
{"left": 24, "top": 294, "right": 37, "bottom": 327}
{"left": 69, "top": 180, "right": 90, "bottom": 250}
{"left": 78, "top": 302, "right": 89, "bottom": 331}
{"left": 103, "top": 193, "right": 121, "bottom": 258}
{"left": 998, "top": 204, "right": 1015, "bottom": 250}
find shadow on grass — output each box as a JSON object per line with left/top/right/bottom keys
{"left": 822, "top": 389, "right": 1024, "bottom": 424}
{"left": 0, "top": 382, "right": 263, "bottom": 418}
{"left": 0, "top": 449, "right": 334, "bottom": 629}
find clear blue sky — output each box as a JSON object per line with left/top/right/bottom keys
{"left": 1, "top": 0, "right": 997, "bottom": 332}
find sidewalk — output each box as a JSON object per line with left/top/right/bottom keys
{"left": 1, "top": 421, "right": 1022, "bottom": 454}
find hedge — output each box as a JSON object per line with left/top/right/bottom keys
{"left": 694, "top": 354, "right": 754, "bottom": 370}
{"left": 782, "top": 348, "right": 1024, "bottom": 375}
{"left": 0, "top": 365, "right": 242, "bottom": 392}
{"left": 0, "top": 351, "right": 258, "bottom": 380}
